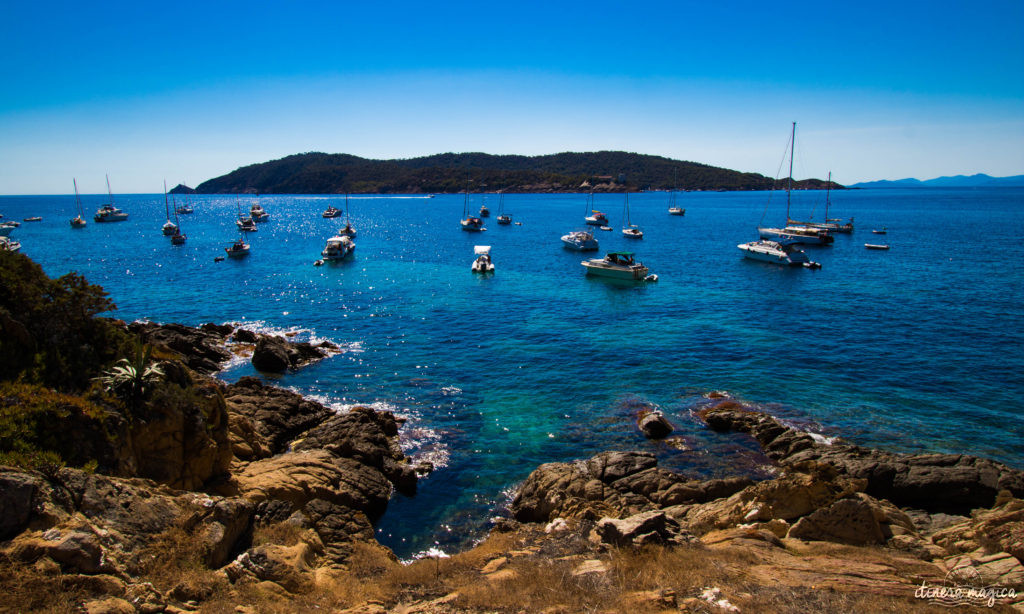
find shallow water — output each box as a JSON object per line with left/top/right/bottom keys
{"left": 4, "top": 187, "right": 1022, "bottom": 557}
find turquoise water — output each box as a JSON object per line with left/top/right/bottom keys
{"left": 3, "top": 188, "right": 1023, "bottom": 557}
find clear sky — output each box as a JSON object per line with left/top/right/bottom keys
{"left": 2, "top": 0, "right": 1022, "bottom": 194}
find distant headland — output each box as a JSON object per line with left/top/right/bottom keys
{"left": 170, "top": 151, "right": 841, "bottom": 195}
{"left": 850, "top": 173, "right": 1024, "bottom": 189}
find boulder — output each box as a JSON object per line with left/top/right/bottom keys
{"left": 224, "top": 543, "right": 316, "bottom": 592}
{"left": 637, "top": 411, "right": 674, "bottom": 439}
{"left": 930, "top": 498, "right": 1024, "bottom": 561}
{"left": 591, "top": 510, "right": 695, "bottom": 547}
{"left": 0, "top": 471, "right": 42, "bottom": 539}
{"left": 232, "top": 328, "right": 258, "bottom": 343}
{"left": 252, "top": 336, "right": 291, "bottom": 373}
{"left": 129, "top": 321, "right": 233, "bottom": 374}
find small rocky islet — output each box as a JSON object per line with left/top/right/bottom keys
{"left": 1, "top": 254, "right": 1022, "bottom": 612}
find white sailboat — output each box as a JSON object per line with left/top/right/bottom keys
{"left": 338, "top": 193, "right": 356, "bottom": 237}
{"left": 460, "top": 184, "right": 483, "bottom": 231}
{"left": 757, "top": 123, "right": 833, "bottom": 245}
{"left": 790, "top": 172, "right": 852, "bottom": 233}
{"left": 668, "top": 168, "right": 685, "bottom": 216}
{"left": 162, "top": 181, "right": 179, "bottom": 236}
{"left": 621, "top": 191, "right": 643, "bottom": 239}
{"left": 496, "top": 192, "right": 511, "bottom": 225}
{"left": 584, "top": 192, "right": 608, "bottom": 226}
{"left": 70, "top": 178, "right": 87, "bottom": 228}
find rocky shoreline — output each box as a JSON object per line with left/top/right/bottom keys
{"left": 1, "top": 321, "right": 1022, "bottom": 612}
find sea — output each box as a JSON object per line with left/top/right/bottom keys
{"left": 2, "top": 187, "right": 1022, "bottom": 558}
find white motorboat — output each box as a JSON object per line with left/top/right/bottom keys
{"left": 250, "top": 203, "right": 269, "bottom": 222}
{"left": 0, "top": 223, "right": 15, "bottom": 236}
{"left": 865, "top": 243, "right": 890, "bottom": 250}
{"left": 738, "top": 239, "right": 819, "bottom": 267}
{"left": 93, "top": 175, "right": 128, "bottom": 222}
{"left": 225, "top": 238, "right": 250, "bottom": 258}
{"left": 561, "top": 230, "right": 599, "bottom": 251}
{"left": 872, "top": 227, "right": 888, "bottom": 235}
{"left": 323, "top": 206, "right": 341, "bottom": 218}
{"left": 70, "top": 178, "right": 87, "bottom": 228}
{"left": 581, "top": 252, "right": 651, "bottom": 280}
{"left": 0, "top": 236, "right": 21, "bottom": 252}
{"left": 322, "top": 235, "right": 355, "bottom": 261}
{"left": 471, "top": 245, "right": 494, "bottom": 273}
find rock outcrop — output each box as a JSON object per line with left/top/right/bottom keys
{"left": 701, "top": 404, "right": 1024, "bottom": 514}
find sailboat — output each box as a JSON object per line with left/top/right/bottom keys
{"left": 789, "top": 171, "right": 853, "bottom": 233}
{"left": 70, "top": 178, "right": 87, "bottom": 228}
{"left": 338, "top": 193, "right": 356, "bottom": 237}
{"left": 668, "top": 168, "right": 685, "bottom": 216}
{"left": 479, "top": 193, "right": 490, "bottom": 217}
{"left": 93, "top": 175, "right": 128, "bottom": 222}
{"left": 235, "top": 199, "right": 257, "bottom": 232}
{"left": 460, "top": 183, "right": 483, "bottom": 231}
{"left": 162, "top": 181, "right": 179, "bottom": 236}
{"left": 175, "top": 191, "right": 194, "bottom": 215}
{"left": 757, "top": 122, "right": 833, "bottom": 245}
{"left": 621, "top": 191, "right": 643, "bottom": 239}
{"left": 169, "top": 188, "right": 186, "bottom": 245}
{"left": 496, "top": 191, "right": 511, "bottom": 225}
{"left": 584, "top": 192, "right": 608, "bottom": 226}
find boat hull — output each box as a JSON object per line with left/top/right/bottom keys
{"left": 581, "top": 260, "right": 650, "bottom": 280}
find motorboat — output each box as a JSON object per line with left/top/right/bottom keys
{"left": 599, "top": 226, "right": 612, "bottom": 231}
{"left": 471, "top": 245, "right": 494, "bottom": 273}
{"left": 0, "top": 223, "right": 16, "bottom": 236}
{"left": 24, "top": 216, "right": 42, "bottom": 222}
{"left": 323, "top": 206, "right": 341, "bottom": 218}
{"left": 561, "top": 230, "right": 599, "bottom": 251}
{"left": 250, "top": 203, "right": 270, "bottom": 222}
{"left": 94, "top": 175, "right": 127, "bottom": 222}
{"left": 738, "top": 239, "right": 820, "bottom": 268}
{"left": 225, "top": 238, "right": 250, "bottom": 258}
{"left": 321, "top": 235, "right": 355, "bottom": 261}
{"left": 873, "top": 227, "right": 887, "bottom": 235}
{"left": 236, "top": 216, "right": 258, "bottom": 232}
{"left": 581, "top": 252, "right": 651, "bottom": 280}
{"left": 585, "top": 211, "right": 608, "bottom": 226}
{"left": 94, "top": 204, "right": 128, "bottom": 223}
{"left": 865, "top": 243, "right": 890, "bottom": 250}
{"left": 461, "top": 216, "right": 483, "bottom": 232}
{"left": 0, "top": 236, "right": 21, "bottom": 252}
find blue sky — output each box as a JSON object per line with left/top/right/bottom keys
{"left": 2, "top": 0, "right": 1022, "bottom": 194}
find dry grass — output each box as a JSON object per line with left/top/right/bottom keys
{"left": 0, "top": 555, "right": 81, "bottom": 613}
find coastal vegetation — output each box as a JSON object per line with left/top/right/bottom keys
{"left": 180, "top": 151, "right": 842, "bottom": 194}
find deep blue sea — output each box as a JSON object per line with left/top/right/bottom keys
{"left": 2, "top": 188, "right": 1023, "bottom": 557}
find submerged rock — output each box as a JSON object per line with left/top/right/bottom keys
{"left": 637, "top": 410, "right": 674, "bottom": 439}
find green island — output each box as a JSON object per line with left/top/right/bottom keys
{"left": 1, "top": 249, "right": 1022, "bottom": 613}
{"left": 170, "top": 151, "right": 841, "bottom": 195}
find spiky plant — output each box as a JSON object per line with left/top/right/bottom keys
{"left": 94, "top": 343, "right": 164, "bottom": 414}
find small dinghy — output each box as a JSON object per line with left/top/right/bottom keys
{"left": 865, "top": 243, "right": 890, "bottom": 250}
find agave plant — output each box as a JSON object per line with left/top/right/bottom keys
{"left": 94, "top": 343, "right": 164, "bottom": 411}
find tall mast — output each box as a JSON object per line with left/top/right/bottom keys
{"left": 106, "top": 174, "right": 114, "bottom": 205}
{"left": 787, "top": 122, "right": 795, "bottom": 220}
{"left": 73, "top": 178, "right": 82, "bottom": 215}
{"left": 164, "top": 180, "right": 170, "bottom": 220}
{"left": 825, "top": 170, "right": 832, "bottom": 220}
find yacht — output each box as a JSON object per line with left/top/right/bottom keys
{"left": 338, "top": 194, "right": 356, "bottom": 237}
{"left": 583, "top": 191, "right": 608, "bottom": 225}
{"left": 738, "top": 239, "right": 819, "bottom": 268}
{"left": 321, "top": 235, "right": 355, "bottom": 261}
{"left": 788, "top": 172, "right": 852, "bottom": 233}
{"left": 0, "top": 236, "right": 21, "bottom": 252}
{"left": 561, "top": 230, "right": 599, "bottom": 251}
{"left": 581, "top": 252, "right": 651, "bottom": 280}
{"left": 496, "top": 192, "right": 511, "bottom": 225}
{"left": 236, "top": 216, "right": 257, "bottom": 232}
{"left": 461, "top": 216, "right": 484, "bottom": 232}
{"left": 94, "top": 204, "right": 129, "bottom": 223}
{"left": 323, "top": 206, "right": 341, "bottom": 218}
{"left": 94, "top": 176, "right": 127, "bottom": 222}
{"left": 162, "top": 220, "right": 178, "bottom": 235}
{"left": 759, "top": 225, "right": 833, "bottom": 245}
{"left": 225, "top": 238, "right": 250, "bottom": 258}
{"left": 479, "top": 202, "right": 490, "bottom": 217}
{"left": 667, "top": 169, "right": 685, "bottom": 215}
{"left": 471, "top": 245, "right": 494, "bottom": 273}
{"left": 250, "top": 203, "right": 270, "bottom": 222}
{"left": 621, "top": 191, "right": 643, "bottom": 239}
